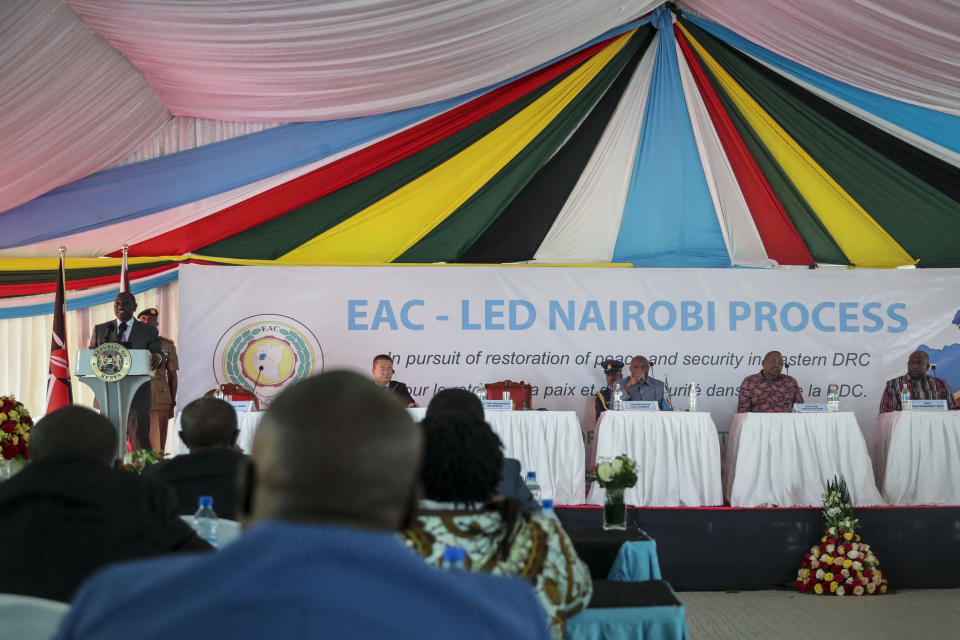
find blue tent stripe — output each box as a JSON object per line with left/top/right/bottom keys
{"left": 0, "top": 270, "right": 179, "bottom": 320}
{"left": 614, "top": 8, "right": 729, "bottom": 267}
{"left": 685, "top": 14, "right": 960, "bottom": 156}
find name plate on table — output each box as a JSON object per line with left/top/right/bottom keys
{"left": 482, "top": 399, "right": 513, "bottom": 411}
{"left": 911, "top": 399, "right": 948, "bottom": 411}
{"left": 228, "top": 399, "right": 254, "bottom": 412}
{"left": 793, "top": 403, "right": 829, "bottom": 413}
{"left": 623, "top": 401, "right": 659, "bottom": 411}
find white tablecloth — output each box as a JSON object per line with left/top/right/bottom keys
{"left": 169, "top": 408, "right": 585, "bottom": 506}
{"left": 585, "top": 411, "right": 723, "bottom": 507}
{"left": 167, "top": 411, "right": 262, "bottom": 457}
{"left": 725, "top": 413, "right": 885, "bottom": 507}
{"left": 873, "top": 411, "right": 960, "bottom": 505}
{"left": 409, "top": 408, "right": 585, "bottom": 506}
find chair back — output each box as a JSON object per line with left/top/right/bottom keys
{"left": 484, "top": 380, "right": 534, "bottom": 409}
{"left": 203, "top": 383, "right": 260, "bottom": 410}
{"left": 0, "top": 593, "right": 70, "bottom": 640}
{"left": 180, "top": 515, "right": 243, "bottom": 548}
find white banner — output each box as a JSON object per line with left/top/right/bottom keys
{"left": 179, "top": 265, "right": 960, "bottom": 447}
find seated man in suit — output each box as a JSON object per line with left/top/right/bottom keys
{"left": 88, "top": 291, "right": 163, "bottom": 451}
{"left": 426, "top": 388, "right": 539, "bottom": 512}
{"left": 0, "top": 406, "right": 210, "bottom": 602}
{"left": 622, "top": 356, "right": 672, "bottom": 410}
{"left": 56, "top": 372, "right": 551, "bottom": 640}
{"left": 143, "top": 397, "right": 244, "bottom": 519}
{"left": 372, "top": 353, "right": 419, "bottom": 407}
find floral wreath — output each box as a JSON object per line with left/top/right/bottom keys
{"left": 0, "top": 395, "right": 33, "bottom": 462}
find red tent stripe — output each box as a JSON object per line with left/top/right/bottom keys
{"left": 675, "top": 25, "right": 814, "bottom": 266}
{"left": 122, "top": 36, "right": 621, "bottom": 257}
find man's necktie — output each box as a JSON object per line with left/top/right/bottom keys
{"left": 117, "top": 322, "right": 128, "bottom": 342}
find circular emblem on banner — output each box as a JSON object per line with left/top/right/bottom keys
{"left": 90, "top": 342, "right": 132, "bottom": 382}
{"left": 213, "top": 315, "right": 323, "bottom": 408}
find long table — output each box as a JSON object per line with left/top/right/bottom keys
{"left": 586, "top": 411, "right": 722, "bottom": 507}
{"left": 725, "top": 412, "right": 885, "bottom": 507}
{"left": 171, "top": 408, "right": 585, "bottom": 506}
{"left": 873, "top": 411, "right": 960, "bottom": 505}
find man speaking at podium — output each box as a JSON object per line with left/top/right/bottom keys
{"left": 88, "top": 292, "right": 163, "bottom": 451}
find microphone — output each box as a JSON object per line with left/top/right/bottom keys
{"left": 251, "top": 365, "right": 264, "bottom": 398}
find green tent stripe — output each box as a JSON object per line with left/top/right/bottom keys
{"left": 685, "top": 21, "right": 960, "bottom": 268}
{"left": 0, "top": 260, "right": 175, "bottom": 286}
{"left": 395, "top": 29, "right": 648, "bottom": 263}
{"left": 684, "top": 33, "right": 848, "bottom": 264}
{"left": 458, "top": 27, "right": 655, "bottom": 263}
{"left": 197, "top": 69, "right": 581, "bottom": 260}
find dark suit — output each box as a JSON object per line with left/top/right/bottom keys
{"left": 595, "top": 386, "right": 613, "bottom": 420}
{"left": 0, "top": 460, "right": 211, "bottom": 602}
{"left": 143, "top": 448, "right": 245, "bottom": 519}
{"left": 89, "top": 318, "right": 162, "bottom": 450}
{"left": 387, "top": 380, "right": 416, "bottom": 406}
{"left": 497, "top": 458, "right": 540, "bottom": 512}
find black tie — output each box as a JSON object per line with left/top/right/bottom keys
{"left": 117, "top": 322, "right": 128, "bottom": 342}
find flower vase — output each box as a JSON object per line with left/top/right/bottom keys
{"left": 603, "top": 487, "right": 627, "bottom": 530}
{"left": 0, "top": 456, "right": 26, "bottom": 482}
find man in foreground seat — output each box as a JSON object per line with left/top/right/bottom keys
{"left": 143, "top": 397, "right": 244, "bottom": 519}
{"left": 0, "top": 406, "right": 209, "bottom": 602}
{"left": 55, "top": 371, "right": 551, "bottom": 640}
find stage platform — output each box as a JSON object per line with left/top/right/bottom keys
{"left": 556, "top": 505, "right": 960, "bottom": 591}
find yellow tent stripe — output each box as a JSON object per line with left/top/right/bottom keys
{"left": 678, "top": 24, "right": 915, "bottom": 268}
{"left": 0, "top": 256, "right": 188, "bottom": 270}
{"left": 278, "top": 32, "right": 634, "bottom": 264}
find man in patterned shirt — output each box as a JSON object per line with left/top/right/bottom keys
{"left": 879, "top": 350, "right": 958, "bottom": 412}
{"left": 737, "top": 350, "right": 803, "bottom": 413}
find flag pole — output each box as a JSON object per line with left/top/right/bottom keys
{"left": 45, "top": 247, "right": 73, "bottom": 414}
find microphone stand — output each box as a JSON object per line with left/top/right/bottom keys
{"left": 250, "top": 365, "right": 264, "bottom": 408}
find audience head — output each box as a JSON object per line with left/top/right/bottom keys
{"left": 249, "top": 370, "right": 421, "bottom": 530}
{"left": 371, "top": 354, "right": 395, "bottom": 386}
{"left": 426, "top": 388, "right": 484, "bottom": 421}
{"left": 30, "top": 405, "right": 117, "bottom": 467}
{"left": 420, "top": 413, "right": 504, "bottom": 504}
{"left": 180, "top": 397, "right": 239, "bottom": 451}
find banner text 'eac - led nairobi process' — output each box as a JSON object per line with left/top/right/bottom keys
{"left": 347, "top": 299, "right": 908, "bottom": 333}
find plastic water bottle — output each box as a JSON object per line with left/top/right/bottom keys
{"left": 477, "top": 385, "right": 487, "bottom": 401}
{"left": 827, "top": 385, "right": 840, "bottom": 412}
{"left": 442, "top": 546, "right": 466, "bottom": 570}
{"left": 612, "top": 382, "right": 623, "bottom": 410}
{"left": 193, "top": 496, "right": 219, "bottom": 547}
{"left": 900, "top": 389, "right": 912, "bottom": 412}
{"left": 541, "top": 499, "right": 561, "bottom": 523}
{"left": 525, "top": 471, "right": 542, "bottom": 505}
{"left": 689, "top": 385, "right": 698, "bottom": 412}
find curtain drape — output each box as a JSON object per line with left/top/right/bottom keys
{"left": 0, "top": 0, "right": 170, "bottom": 215}
{"left": 680, "top": 0, "right": 960, "bottom": 117}
{"left": 67, "top": 0, "right": 660, "bottom": 121}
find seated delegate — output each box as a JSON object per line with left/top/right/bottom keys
{"left": 736, "top": 350, "right": 803, "bottom": 413}
{"left": 879, "top": 349, "right": 958, "bottom": 412}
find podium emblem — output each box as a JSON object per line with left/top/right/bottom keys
{"left": 89, "top": 343, "right": 132, "bottom": 382}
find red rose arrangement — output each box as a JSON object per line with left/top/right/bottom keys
{"left": 796, "top": 475, "right": 888, "bottom": 596}
{"left": 0, "top": 394, "right": 33, "bottom": 462}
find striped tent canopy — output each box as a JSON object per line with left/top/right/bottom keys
{"left": 2, "top": 1, "right": 959, "bottom": 309}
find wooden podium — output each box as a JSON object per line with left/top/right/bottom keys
{"left": 76, "top": 345, "right": 153, "bottom": 461}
